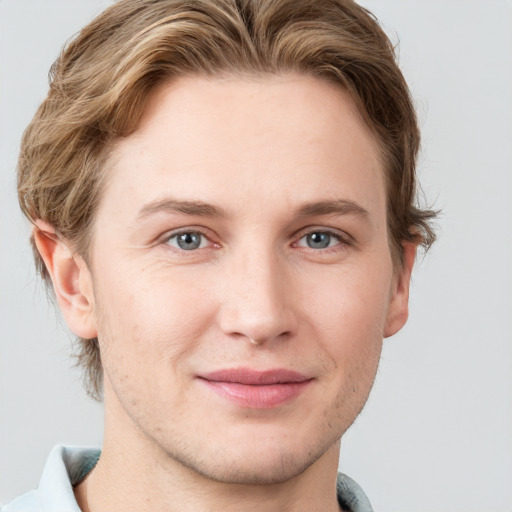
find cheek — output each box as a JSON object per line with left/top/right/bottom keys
{"left": 92, "top": 265, "right": 219, "bottom": 426}
{"left": 92, "top": 260, "right": 216, "bottom": 371}
{"left": 303, "top": 261, "right": 391, "bottom": 385}
{"left": 307, "top": 261, "right": 392, "bottom": 338}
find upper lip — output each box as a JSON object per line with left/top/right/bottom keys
{"left": 199, "top": 368, "right": 311, "bottom": 385}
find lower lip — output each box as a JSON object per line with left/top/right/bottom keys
{"left": 200, "top": 379, "right": 312, "bottom": 408}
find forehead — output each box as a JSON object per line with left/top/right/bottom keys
{"left": 100, "top": 73, "right": 385, "bottom": 225}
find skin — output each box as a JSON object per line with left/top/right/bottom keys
{"left": 35, "top": 74, "right": 416, "bottom": 512}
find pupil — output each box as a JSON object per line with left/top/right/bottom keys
{"left": 308, "top": 232, "right": 330, "bottom": 249}
{"left": 177, "top": 232, "right": 201, "bottom": 250}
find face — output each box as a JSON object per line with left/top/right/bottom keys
{"left": 75, "top": 74, "right": 413, "bottom": 484}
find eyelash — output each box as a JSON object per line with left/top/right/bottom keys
{"left": 161, "top": 227, "right": 351, "bottom": 254}
{"left": 162, "top": 229, "right": 218, "bottom": 253}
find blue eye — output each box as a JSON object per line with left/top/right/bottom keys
{"left": 298, "top": 231, "right": 341, "bottom": 249}
{"left": 167, "top": 231, "right": 206, "bottom": 251}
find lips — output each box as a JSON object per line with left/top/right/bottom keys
{"left": 197, "top": 368, "right": 313, "bottom": 408}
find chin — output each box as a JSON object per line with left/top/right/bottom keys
{"left": 180, "top": 452, "right": 318, "bottom": 486}
{"left": 163, "top": 431, "right": 337, "bottom": 486}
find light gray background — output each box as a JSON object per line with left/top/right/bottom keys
{"left": 1, "top": 1, "right": 511, "bottom": 511}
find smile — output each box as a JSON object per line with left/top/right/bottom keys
{"left": 197, "top": 368, "right": 314, "bottom": 409}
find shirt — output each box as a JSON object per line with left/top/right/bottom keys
{"left": 2, "top": 445, "right": 373, "bottom": 511}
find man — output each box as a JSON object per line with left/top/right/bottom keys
{"left": 4, "top": 0, "right": 436, "bottom": 510}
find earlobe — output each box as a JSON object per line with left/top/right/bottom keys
{"left": 384, "top": 242, "right": 417, "bottom": 338}
{"left": 33, "top": 221, "right": 97, "bottom": 339}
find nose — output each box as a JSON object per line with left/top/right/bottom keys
{"left": 216, "top": 248, "right": 297, "bottom": 345}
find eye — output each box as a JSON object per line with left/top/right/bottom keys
{"left": 296, "top": 231, "right": 343, "bottom": 250}
{"left": 166, "top": 231, "right": 208, "bottom": 251}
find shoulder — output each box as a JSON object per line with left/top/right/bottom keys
{"left": 1, "top": 490, "right": 42, "bottom": 512}
{"left": 1, "top": 445, "right": 100, "bottom": 512}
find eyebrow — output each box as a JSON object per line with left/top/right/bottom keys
{"left": 294, "top": 199, "right": 369, "bottom": 218}
{"left": 137, "top": 198, "right": 228, "bottom": 220}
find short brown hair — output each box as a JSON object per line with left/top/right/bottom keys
{"left": 18, "top": 0, "right": 437, "bottom": 400}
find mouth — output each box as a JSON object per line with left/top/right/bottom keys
{"left": 197, "top": 368, "right": 314, "bottom": 409}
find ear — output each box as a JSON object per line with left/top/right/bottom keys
{"left": 384, "top": 242, "right": 417, "bottom": 338}
{"left": 33, "top": 221, "right": 97, "bottom": 339}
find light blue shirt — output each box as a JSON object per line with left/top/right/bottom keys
{"left": 2, "top": 445, "right": 373, "bottom": 511}
{"left": 2, "top": 446, "right": 99, "bottom": 512}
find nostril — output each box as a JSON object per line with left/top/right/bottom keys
{"left": 242, "top": 330, "right": 292, "bottom": 346}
